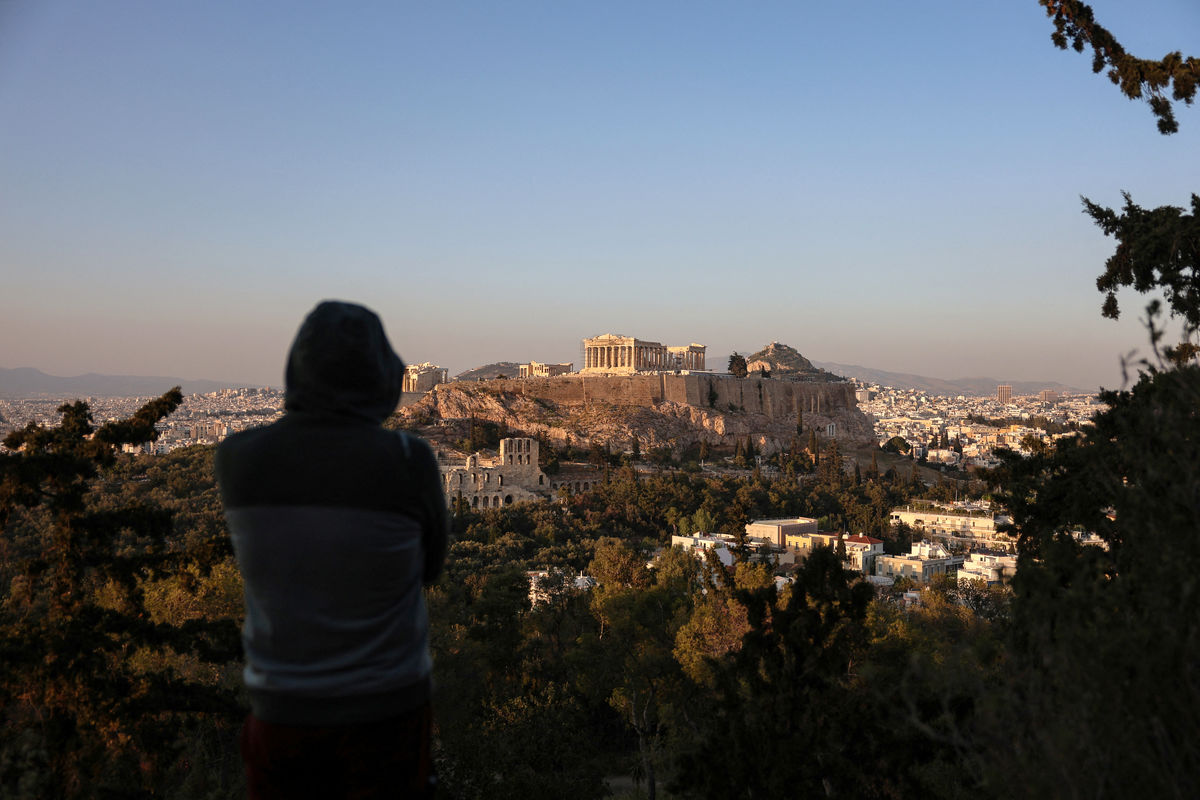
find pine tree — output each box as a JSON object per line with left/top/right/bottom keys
{"left": 0, "top": 390, "right": 241, "bottom": 797}
{"left": 1041, "top": 0, "right": 1198, "bottom": 135}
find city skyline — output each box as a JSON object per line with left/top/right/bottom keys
{"left": 3, "top": 1, "right": 1198, "bottom": 391}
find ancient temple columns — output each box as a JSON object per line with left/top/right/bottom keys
{"left": 581, "top": 334, "right": 707, "bottom": 374}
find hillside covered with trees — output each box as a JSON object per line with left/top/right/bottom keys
{"left": 1, "top": 2, "right": 1198, "bottom": 797}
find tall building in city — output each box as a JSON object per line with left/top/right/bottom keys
{"left": 997, "top": 384, "right": 1012, "bottom": 404}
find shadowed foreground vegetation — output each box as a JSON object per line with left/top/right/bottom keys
{"left": 4, "top": 4, "right": 1199, "bottom": 795}
{"left": 3, "top": 363, "right": 1198, "bottom": 798}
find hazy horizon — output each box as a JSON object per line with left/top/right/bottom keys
{"left": 0, "top": 357, "right": 1103, "bottom": 397}
{"left": 3, "top": 1, "right": 1197, "bottom": 392}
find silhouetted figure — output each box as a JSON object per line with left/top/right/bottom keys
{"left": 217, "top": 301, "right": 447, "bottom": 799}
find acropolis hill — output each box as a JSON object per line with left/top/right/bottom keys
{"left": 397, "top": 341, "right": 874, "bottom": 456}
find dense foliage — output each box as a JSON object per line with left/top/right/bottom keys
{"left": 0, "top": 393, "right": 242, "bottom": 799}
{"left": 987, "top": 360, "right": 1200, "bottom": 797}
{"left": 2, "top": 3, "right": 1196, "bottom": 796}
{"left": 422, "top": 455, "right": 993, "bottom": 799}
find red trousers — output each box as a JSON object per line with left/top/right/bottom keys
{"left": 241, "top": 704, "right": 435, "bottom": 799}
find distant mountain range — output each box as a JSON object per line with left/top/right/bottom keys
{"left": 0, "top": 367, "right": 266, "bottom": 398}
{"left": 811, "top": 361, "right": 1085, "bottom": 396}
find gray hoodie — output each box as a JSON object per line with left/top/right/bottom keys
{"left": 216, "top": 301, "right": 447, "bottom": 724}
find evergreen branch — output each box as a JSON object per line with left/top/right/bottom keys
{"left": 1041, "top": 0, "right": 1199, "bottom": 133}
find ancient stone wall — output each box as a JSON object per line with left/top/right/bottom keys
{"left": 419, "top": 373, "right": 873, "bottom": 453}
{"left": 398, "top": 391, "right": 427, "bottom": 408}
{"left": 464, "top": 374, "right": 857, "bottom": 421}
{"left": 441, "top": 436, "right": 550, "bottom": 508}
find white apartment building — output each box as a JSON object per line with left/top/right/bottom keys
{"left": 876, "top": 541, "right": 964, "bottom": 583}
{"left": 891, "top": 504, "right": 1014, "bottom": 550}
{"left": 957, "top": 550, "right": 1019, "bottom": 585}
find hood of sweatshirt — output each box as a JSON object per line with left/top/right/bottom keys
{"left": 284, "top": 301, "right": 405, "bottom": 424}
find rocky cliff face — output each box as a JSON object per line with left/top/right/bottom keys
{"left": 396, "top": 375, "right": 874, "bottom": 457}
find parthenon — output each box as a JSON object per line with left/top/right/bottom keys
{"left": 581, "top": 333, "right": 706, "bottom": 374}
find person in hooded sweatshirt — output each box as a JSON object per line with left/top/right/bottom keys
{"left": 216, "top": 301, "right": 448, "bottom": 799}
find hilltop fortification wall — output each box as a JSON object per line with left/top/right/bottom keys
{"left": 416, "top": 373, "right": 872, "bottom": 453}
{"left": 456, "top": 374, "right": 855, "bottom": 419}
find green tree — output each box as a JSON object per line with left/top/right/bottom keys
{"left": 670, "top": 548, "right": 873, "bottom": 798}
{"left": 976, "top": 8, "right": 1200, "bottom": 793}
{"left": 588, "top": 538, "right": 652, "bottom": 593}
{"left": 1086, "top": 193, "right": 1200, "bottom": 336}
{"left": 1040, "top": 0, "right": 1198, "bottom": 134}
{"left": 689, "top": 507, "right": 716, "bottom": 536}
{"left": 673, "top": 558, "right": 768, "bottom": 689}
{"left": 0, "top": 391, "right": 241, "bottom": 798}
{"left": 1042, "top": 1, "right": 1199, "bottom": 349}
{"left": 430, "top": 563, "right": 607, "bottom": 800}
{"left": 727, "top": 353, "right": 748, "bottom": 378}
{"left": 590, "top": 579, "right": 689, "bottom": 800}
{"left": 987, "top": 360, "right": 1200, "bottom": 797}
{"left": 855, "top": 588, "right": 1007, "bottom": 797}
{"left": 573, "top": 545, "right": 699, "bottom": 800}
{"left": 817, "top": 439, "right": 844, "bottom": 487}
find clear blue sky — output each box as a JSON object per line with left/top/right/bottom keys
{"left": 2, "top": 1, "right": 1197, "bottom": 391}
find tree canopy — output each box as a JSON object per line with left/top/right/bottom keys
{"left": 1040, "top": 3, "right": 1200, "bottom": 340}
{"left": 0, "top": 391, "right": 242, "bottom": 798}
{"left": 727, "top": 353, "right": 748, "bottom": 378}
{"left": 1041, "top": 0, "right": 1198, "bottom": 134}
{"left": 1087, "top": 192, "right": 1200, "bottom": 333}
